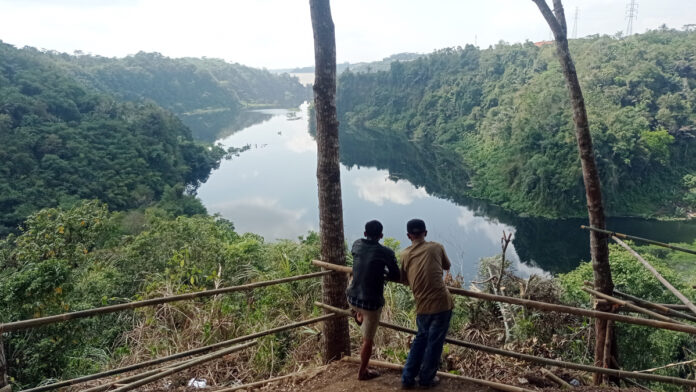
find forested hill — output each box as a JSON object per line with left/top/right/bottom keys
{"left": 42, "top": 51, "right": 311, "bottom": 139}
{"left": 0, "top": 41, "right": 226, "bottom": 235}
{"left": 336, "top": 29, "right": 696, "bottom": 218}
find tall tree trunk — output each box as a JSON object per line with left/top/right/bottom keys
{"left": 309, "top": 0, "right": 351, "bottom": 362}
{"left": 531, "top": 0, "right": 615, "bottom": 384}
{"left": 0, "top": 335, "right": 8, "bottom": 389}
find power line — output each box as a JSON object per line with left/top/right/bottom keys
{"left": 571, "top": 7, "right": 579, "bottom": 39}
{"left": 625, "top": 0, "right": 638, "bottom": 36}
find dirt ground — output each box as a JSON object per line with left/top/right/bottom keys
{"left": 257, "top": 361, "right": 488, "bottom": 392}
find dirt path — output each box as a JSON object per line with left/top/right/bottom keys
{"left": 259, "top": 361, "right": 487, "bottom": 392}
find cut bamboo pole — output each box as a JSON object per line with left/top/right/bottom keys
{"left": 19, "top": 314, "right": 336, "bottom": 392}
{"left": 0, "top": 335, "right": 8, "bottom": 389}
{"left": 637, "top": 359, "right": 696, "bottom": 373}
{"left": 315, "top": 259, "right": 696, "bottom": 334}
{"left": 541, "top": 368, "right": 572, "bottom": 389}
{"left": 581, "top": 226, "right": 696, "bottom": 256}
{"left": 0, "top": 271, "right": 331, "bottom": 333}
{"left": 582, "top": 287, "right": 682, "bottom": 324}
{"left": 342, "top": 357, "right": 535, "bottom": 392}
{"left": 612, "top": 236, "right": 696, "bottom": 315}
{"left": 446, "top": 286, "right": 696, "bottom": 335}
{"left": 312, "top": 259, "right": 352, "bottom": 274}
{"left": 612, "top": 289, "right": 696, "bottom": 322}
{"left": 111, "top": 341, "right": 257, "bottom": 392}
{"left": 314, "top": 302, "right": 696, "bottom": 387}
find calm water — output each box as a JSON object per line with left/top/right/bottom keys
{"left": 197, "top": 103, "right": 696, "bottom": 281}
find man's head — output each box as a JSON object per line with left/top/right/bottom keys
{"left": 406, "top": 218, "right": 427, "bottom": 241}
{"left": 364, "top": 220, "right": 384, "bottom": 241}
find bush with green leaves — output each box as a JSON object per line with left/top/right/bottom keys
{"left": 559, "top": 243, "right": 696, "bottom": 375}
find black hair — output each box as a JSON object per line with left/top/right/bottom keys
{"left": 364, "top": 220, "right": 383, "bottom": 239}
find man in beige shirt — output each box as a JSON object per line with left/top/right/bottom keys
{"left": 399, "top": 219, "right": 453, "bottom": 389}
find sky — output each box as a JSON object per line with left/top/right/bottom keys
{"left": 0, "top": 0, "right": 693, "bottom": 69}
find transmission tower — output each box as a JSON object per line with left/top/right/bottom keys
{"left": 571, "top": 7, "right": 579, "bottom": 39}
{"left": 625, "top": 0, "right": 638, "bottom": 36}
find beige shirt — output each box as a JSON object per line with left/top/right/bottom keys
{"left": 400, "top": 239, "right": 454, "bottom": 315}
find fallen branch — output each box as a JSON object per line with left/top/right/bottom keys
{"left": 342, "top": 357, "right": 535, "bottom": 392}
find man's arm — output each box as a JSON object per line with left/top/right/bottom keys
{"left": 440, "top": 244, "right": 451, "bottom": 271}
{"left": 384, "top": 250, "right": 400, "bottom": 282}
{"left": 399, "top": 252, "right": 410, "bottom": 286}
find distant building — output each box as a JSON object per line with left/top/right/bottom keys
{"left": 534, "top": 40, "right": 554, "bottom": 47}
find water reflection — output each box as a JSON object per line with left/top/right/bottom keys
{"left": 198, "top": 105, "right": 696, "bottom": 281}
{"left": 180, "top": 109, "right": 273, "bottom": 142}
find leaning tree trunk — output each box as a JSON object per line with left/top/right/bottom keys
{"left": 309, "top": 0, "right": 351, "bottom": 362}
{"left": 0, "top": 335, "right": 8, "bottom": 389}
{"left": 531, "top": 0, "right": 615, "bottom": 384}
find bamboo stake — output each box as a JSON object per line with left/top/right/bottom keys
{"left": 612, "top": 236, "right": 696, "bottom": 315}
{"left": 111, "top": 341, "right": 257, "bottom": 392}
{"left": 637, "top": 359, "right": 696, "bottom": 373}
{"left": 18, "top": 314, "right": 337, "bottom": 392}
{"left": 0, "top": 335, "right": 8, "bottom": 389}
{"left": 315, "top": 259, "right": 696, "bottom": 334}
{"left": 582, "top": 287, "right": 682, "bottom": 324}
{"left": 342, "top": 357, "right": 535, "bottom": 392}
{"left": 541, "top": 368, "right": 572, "bottom": 389}
{"left": 581, "top": 226, "right": 696, "bottom": 256}
{"left": 612, "top": 289, "right": 696, "bottom": 322}
{"left": 312, "top": 259, "right": 352, "bottom": 274}
{"left": 0, "top": 271, "right": 331, "bottom": 333}
{"left": 314, "top": 302, "right": 696, "bottom": 387}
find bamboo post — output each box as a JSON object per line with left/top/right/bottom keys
{"left": 314, "top": 302, "right": 696, "bottom": 387}
{"left": 582, "top": 287, "right": 682, "bottom": 324}
{"left": 19, "top": 314, "right": 337, "bottom": 392}
{"left": 0, "top": 271, "right": 331, "bottom": 333}
{"left": 612, "top": 236, "right": 696, "bottom": 315}
{"left": 111, "top": 341, "right": 257, "bottom": 392}
{"left": 541, "top": 368, "right": 572, "bottom": 389}
{"left": 342, "top": 357, "right": 535, "bottom": 392}
{"left": 581, "top": 226, "right": 696, "bottom": 256}
{"left": 314, "top": 259, "right": 696, "bottom": 334}
{"left": 612, "top": 289, "right": 696, "bottom": 322}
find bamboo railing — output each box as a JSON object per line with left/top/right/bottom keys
{"left": 315, "top": 302, "right": 696, "bottom": 387}
{"left": 6, "top": 270, "right": 334, "bottom": 392}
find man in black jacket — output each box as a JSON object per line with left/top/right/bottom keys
{"left": 346, "top": 220, "right": 400, "bottom": 380}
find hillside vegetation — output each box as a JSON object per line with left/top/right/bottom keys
{"left": 337, "top": 29, "right": 696, "bottom": 218}
{"left": 0, "top": 41, "right": 229, "bottom": 236}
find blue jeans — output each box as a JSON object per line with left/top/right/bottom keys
{"left": 401, "top": 309, "right": 452, "bottom": 387}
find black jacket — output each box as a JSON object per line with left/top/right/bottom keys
{"left": 346, "top": 238, "right": 400, "bottom": 307}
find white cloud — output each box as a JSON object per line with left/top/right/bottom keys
{"left": 209, "top": 197, "right": 314, "bottom": 240}
{"left": 353, "top": 173, "right": 428, "bottom": 206}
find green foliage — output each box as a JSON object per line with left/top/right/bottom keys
{"left": 559, "top": 243, "right": 696, "bottom": 372}
{"left": 0, "top": 41, "right": 227, "bottom": 236}
{"left": 337, "top": 29, "right": 696, "bottom": 218}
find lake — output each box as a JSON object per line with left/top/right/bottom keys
{"left": 197, "top": 103, "right": 696, "bottom": 281}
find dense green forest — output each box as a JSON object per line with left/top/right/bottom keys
{"left": 336, "top": 29, "right": 696, "bottom": 218}
{"left": 44, "top": 50, "right": 310, "bottom": 140}
{"left": 0, "top": 41, "right": 231, "bottom": 236}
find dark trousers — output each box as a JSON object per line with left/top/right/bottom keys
{"left": 401, "top": 309, "right": 453, "bottom": 386}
